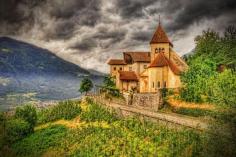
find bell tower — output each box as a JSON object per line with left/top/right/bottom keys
{"left": 150, "top": 16, "right": 173, "bottom": 62}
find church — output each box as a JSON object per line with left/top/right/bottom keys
{"left": 108, "top": 21, "right": 188, "bottom": 93}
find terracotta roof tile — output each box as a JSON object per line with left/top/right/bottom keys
{"left": 108, "top": 59, "right": 126, "bottom": 65}
{"left": 123, "top": 52, "right": 150, "bottom": 62}
{"left": 119, "top": 71, "right": 138, "bottom": 81}
{"left": 148, "top": 52, "right": 181, "bottom": 75}
{"left": 150, "top": 24, "right": 173, "bottom": 46}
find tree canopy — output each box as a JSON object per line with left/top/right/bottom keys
{"left": 79, "top": 77, "right": 93, "bottom": 95}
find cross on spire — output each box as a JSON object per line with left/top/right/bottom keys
{"left": 159, "top": 15, "right": 161, "bottom": 25}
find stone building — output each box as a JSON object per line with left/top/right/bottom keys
{"left": 108, "top": 22, "right": 188, "bottom": 93}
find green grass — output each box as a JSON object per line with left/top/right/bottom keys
{"left": 11, "top": 125, "right": 68, "bottom": 157}
{"left": 0, "top": 99, "right": 207, "bottom": 157}
{"left": 37, "top": 100, "right": 81, "bottom": 124}
{"left": 161, "top": 102, "right": 216, "bottom": 118}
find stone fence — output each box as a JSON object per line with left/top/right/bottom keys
{"left": 123, "top": 92, "right": 163, "bottom": 112}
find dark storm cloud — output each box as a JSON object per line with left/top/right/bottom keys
{"left": 1, "top": 0, "right": 236, "bottom": 72}
{"left": 0, "top": 0, "right": 102, "bottom": 38}
{"left": 70, "top": 38, "right": 97, "bottom": 51}
{"left": 166, "top": 0, "right": 236, "bottom": 31}
{"left": 131, "top": 30, "right": 153, "bottom": 42}
{"left": 93, "top": 26, "right": 127, "bottom": 42}
{"left": 0, "top": 0, "right": 45, "bottom": 23}
{"left": 115, "top": 0, "right": 157, "bottom": 19}
{"left": 115, "top": 0, "right": 236, "bottom": 31}
{"left": 48, "top": 0, "right": 101, "bottom": 26}
{"left": 44, "top": 20, "right": 75, "bottom": 40}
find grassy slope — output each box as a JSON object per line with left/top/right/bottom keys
{"left": 2, "top": 100, "right": 205, "bottom": 157}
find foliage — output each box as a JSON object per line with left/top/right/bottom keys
{"left": 103, "top": 75, "right": 115, "bottom": 88}
{"left": 101, "top": 75, "right": 121, "bottom": 97}
{"left": 79, "top": 77, "right": 93, "bottom": 95}
{"left": 80, "top": 100, "right": 118, "bottom": 123}
{"left": 180, "top": 26, "right": 236, "bottom": 157}
{"left": 4, "top": 100, "right": 207, "bottom": 157}
{"left": 208, "top": 70, "right": 236, "bottom": 108}
{"left": 37, "top": 100, "right": 81, "bottom": 124}
{"left": 15, "top": 105, "right": 37, "bottom": 132}
{"left": 5, "top": 119, "right": 31, "bottom": 144}
{"left": 180, "top": 58, "right": 217, "bottom": 102}
{"left": 11, "top": 125, "right": 67, "bottom": 157}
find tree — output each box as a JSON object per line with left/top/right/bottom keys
{"left": 15, "top": 105, "right": 37, "bottom": 132}
{"left": 180, "top": 57, "right": 217, "bottom": 102}
{"left": 103, "top": 75, "right": 115, "bottom": 88}
{"left": 79, "top": 77, "right": 93, "bottom": 95}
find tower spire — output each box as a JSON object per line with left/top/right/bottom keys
{"left": 159, "top": 15, "right": 161, "bottom": 25}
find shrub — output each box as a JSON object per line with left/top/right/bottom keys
{"left": 15, "top": 105, "right": 37, "bottom": 131}
{"left": 80, "top": 101, "right": 117, "bottom": 123}
{"left": 37, "top": 100, "right": 81, "bottom": 124}
{"left": 12, "top": 125, "right": 68, "bottom": 157}
{"left": 5, "top": 119, "right": 31, "bottom": 144}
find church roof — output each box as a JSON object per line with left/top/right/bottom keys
{"left": 148, "top": 52, "right": 181, "bottom": 75}
{"left": 150, "top": 24, "right": 173, "bottom": 46}
{"left": 108, "top": 59, "right": 126, "bottom": 65}
{"left": 123, "top": 52, "right": 150, "bottom": 63}
{"left": 119, "top": 71, "right": 138, "bottom": 81}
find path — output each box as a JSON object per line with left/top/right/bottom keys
{"left": 93, "top": 97, "right": 208, "bottom": 131}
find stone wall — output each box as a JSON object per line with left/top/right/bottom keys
{"left": 123, "top": 91, "right": 163, "bottom": 112}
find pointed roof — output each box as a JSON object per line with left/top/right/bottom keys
{"left": 148, "top": 52, "right": 181, "bottom": 75}
{"left": 150, "top": 23, "right": 173, "bottom": 46}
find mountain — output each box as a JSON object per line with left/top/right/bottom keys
{"left": 0, "top": 37, "right": 89, "bottom": 76}
{"left": 0, "top": 37, "right": 103, "bottom": 110}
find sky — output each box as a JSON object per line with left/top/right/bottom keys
{"left": 0, "top": 0, "right": 236, "bottom": 73}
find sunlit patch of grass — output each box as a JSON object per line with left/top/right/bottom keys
{"left": 167, "top": 96, "right": 215, "bottom": 110}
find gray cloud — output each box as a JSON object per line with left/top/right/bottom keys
{"left": 70, "top": 38, "right": 97, "bottom": 51}
{"left": 1, "top": 0, "right": 236, "bottom": 72}
{"left": 131, "top": 30, "right": 153, "bottom": 42}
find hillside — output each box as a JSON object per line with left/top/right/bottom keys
{"left": 0, "top": 37, "right": 89, "bottom": 76}
{"left": 0, "top": 37, "right": 103, "bottom": 110}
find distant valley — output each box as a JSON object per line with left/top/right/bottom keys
{"left": 0, "top": 37, "right": 104, "bottom": 111}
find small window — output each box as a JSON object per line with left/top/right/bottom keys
{"left": 119, "top": 67, "right": 122, "bottom": 71}
{"left": 162, "top": 48, "right": 165, "bottom": 52}
{"left": 157, "top": 81, "right": 160, "bottom": 88}
{"left": 163, "top": 81, "right": 167, "bottom": 88}
{"left": 152, "top": 82, "right": 155, "bottom": 88}
{"left": 113, "top": 67, "right": 116, "bottom": 71}
{"left": 129, "top": 67, "right": 132, "bottom": 71}
{"left": 155, "top": 48, "right": 158, "bottom": 53}
{"left": 144, "top": 65, "right": 147, "bottom": 69}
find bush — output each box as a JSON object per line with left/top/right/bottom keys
{"left": 15, "top": 105, "right": 37, "bottom": 131}
{"left": 38, "top": 100, "right": 81, "bottom": 124}
{"left": 5, "top": 119, "right": 31, "bottom": 144}
{"left": 81, "top": 101, "right": 117, "bottom": 123}
{"left": 12, "top": 125, "right": 68, "bottom": 157}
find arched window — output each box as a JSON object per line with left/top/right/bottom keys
{"left": 113, "top": 67, "right": 116, "bottom": 71}
{"left": 157, "top": 81, "right": 160, "bottom": 88}
{"left": 155, "top": 48, "right": 158, "bottom": 53}
{"left": 162, "top": 48, "right": 165, "bottom": 52}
